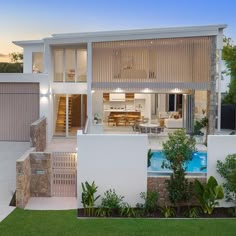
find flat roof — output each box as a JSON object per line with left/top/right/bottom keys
{"left": 52, "top": 24, "right": 227, "bottom": 38}
{"left": 13, "top": 24, "right": 227, "bottom": 47}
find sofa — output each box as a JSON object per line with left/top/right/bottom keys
{"left": 164, "top": 118, "right": 183, "bottom": 129}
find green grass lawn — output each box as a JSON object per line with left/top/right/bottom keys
{"left": 0, "top": 209, "right": 236, "bottom": 236}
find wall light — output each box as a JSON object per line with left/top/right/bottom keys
{"left": 142, "top": 88, "right": 152, "bottom": 93}
{"left": 115, "top": 88, "right": 124, "bottom": 93}
{"left": 171, "top": 88, "right": 182, "bottom": 93}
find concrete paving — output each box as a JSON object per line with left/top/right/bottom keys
{"left": 0, "top": 142, "right": 30, "bottom": 222}
{"left": 45, "top": 137, "right": 77, "bottom": 152}
{"left": 25, "top": 197, "right": 77, "bottom": 210}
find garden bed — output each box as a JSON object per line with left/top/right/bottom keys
{"left": 77, "top": 207, "right": 236, "bottom": 218}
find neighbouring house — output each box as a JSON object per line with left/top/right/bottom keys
{"left": 0, "top": 24, "right": 226, "bottom": 142}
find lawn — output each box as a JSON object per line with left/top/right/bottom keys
{"left": 0, "top": 209, "right": 236, "bottom": 236}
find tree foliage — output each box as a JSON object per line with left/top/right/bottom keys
{"left": 222, "top": 37, "right": 236, "bottom": 104}
{"left": 162, "top": 129, "right": 196, "bottom": 206}
{"left": 9, "top": 52, "right": 23, "bottom": 63}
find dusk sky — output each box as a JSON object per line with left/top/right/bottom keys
{"left": 0, "top": 0, "right": 235, "bottom": 61}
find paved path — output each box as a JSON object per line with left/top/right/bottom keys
{"left": 25, "top": 197, "right": 77, "bottom": 210}
{"left": 0, "top": 142, "right": 30, "bottom": 222}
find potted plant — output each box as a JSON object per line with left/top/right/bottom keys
{"left": 193, "top": 120, "right": 204, "bottom": 143}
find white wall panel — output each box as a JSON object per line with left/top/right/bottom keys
{"left": 77, "top": 132, "right": 148, "bottom": 208}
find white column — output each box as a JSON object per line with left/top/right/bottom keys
{"left": 217, "top": 29, "right": 223, "bottom": 132}
{"left": 217, "top": 49, "right": 222, "bottom": 132}
{"left": 87, "top": 42, "right": 93, "bottom": 130}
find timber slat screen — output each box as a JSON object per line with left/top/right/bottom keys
{"left": 92, "top": 37, "right": 212, "bottom": 90}
{"left": 52, "top": 152, "right": 77, "bottom": 197}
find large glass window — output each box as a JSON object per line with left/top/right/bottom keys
{"left": 77, "top": 50, "right": 87, "bottom": 82}
{"left": 32, "top": 52, "right": 43, "bottom": 73}
{"left": 53, "top": 48, "right": 87, "bottom": 83}
{"left": 54, "top": 49, "right": 64, "bottom": 82}
{"left": 65, "top": 49, "right": 76, "bottom": 82}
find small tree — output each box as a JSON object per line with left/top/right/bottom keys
{"left": 162, "top": 129, "right": 196, "bottom": 211}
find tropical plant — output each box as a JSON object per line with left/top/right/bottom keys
{"left": 217, "top": 154, "right": 236, "bottom": 215}
{"left": 81, "top": 181, "right": 100, "bottom": 216}
{"left": 120, "top": 202, "right": 136, "bottom": 217}
{"left": 96, "top": 189, "right": 124, "bottom": 216}
{"left": 194, "top": 176, "right": 224, "bottom": 215}
{"left": 192, "top": 117, "right": 208, "bottom": 136}
{"left": 183, "top": 206, "right": 201, "bottom": 218}
{"left": 162, "top": 129, "right": 196, "bottom": 211}
{"left": 160, "top": 205, "right": 176, "bottom": 218}
{"left": 147, "top": 149, "right": 154, "bottom": 167}
{"left": 136, "top": 191, "right": 158, "bottom": 215}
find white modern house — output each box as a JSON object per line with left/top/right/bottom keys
{"left": 0, "top": 24, "right": 226, "bottom": 142}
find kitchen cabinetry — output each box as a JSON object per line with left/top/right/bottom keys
{"left": 109, "top": 93, "right": 125, "bottom": 101}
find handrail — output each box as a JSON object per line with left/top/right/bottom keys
{"left": 83, "top": 116, "right": 89, "bottom": 134}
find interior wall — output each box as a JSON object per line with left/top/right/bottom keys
{"left": 195, "top": 90, "right": 207, "bottom": 120}
{"left": 71, "top": 95, "right": 81, "bottom": 127}
{"left": 92, "top": 91, "right": 103, "bottom": 120}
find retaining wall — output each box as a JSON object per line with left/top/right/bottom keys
{"left": 30, "top": 116, "right": 47, "bottom": 151}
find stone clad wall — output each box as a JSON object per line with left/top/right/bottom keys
{"left": 147, "top": 176, "right": 206, "bottom": 206}
{"left": 30, "top": 116, "right": 47, "bottom": 152}
{"left": 16, "top": 148, "right": 35, "bottom": 209}
{"left": 30, "top": 153, "right": 52, "bottom": 197}
{"left": 16, "top": 150, "right": 52, "bottom": 208}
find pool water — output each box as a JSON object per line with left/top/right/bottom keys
{"left": 149, "top": 151, "right": 207, "bottom": 173}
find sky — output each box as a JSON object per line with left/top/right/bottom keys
{"left": 0, "top": 0, "right": 235, "bottom": 62}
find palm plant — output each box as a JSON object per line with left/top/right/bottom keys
{"left": 81, "top": 181, "right": 100, "bottom": 216}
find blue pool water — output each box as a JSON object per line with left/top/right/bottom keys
{"left": 149, "top": 151, "right": 207, "bottom": 174}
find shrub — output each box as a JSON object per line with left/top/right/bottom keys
{"left": 96, "top": 189, "right": 124, "bottom": 216}
{"left": 217, "top": 154, "right": 236, "bottom": 215}
{"left": 136, "top": 191, "right": 158, "bottom": 215}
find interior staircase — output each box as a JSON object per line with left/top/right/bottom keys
{"left": 55, "top": 96, "right": 72, "bottom": 133}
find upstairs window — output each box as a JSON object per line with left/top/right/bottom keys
{"left": 32, "top": 52, "right": 43, "bottom": 73}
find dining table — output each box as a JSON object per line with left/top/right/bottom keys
{"left": 139, "top": 123, "right": 160, "bottom": 133}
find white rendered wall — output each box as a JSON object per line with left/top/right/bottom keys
{"left": 208, "top": 135, "right": 236, "bottom": 207}
{"left": 92, "top": 90, "right": 103, "bottom": 119}
{"left": 77, "top": 132, "right": 148, "bottom": 208}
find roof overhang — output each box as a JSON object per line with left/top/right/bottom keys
{"left": 12, "top": 39, "right": 44, "bottom": 48}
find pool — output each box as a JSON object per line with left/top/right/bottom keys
{"left": 148, "top": 150, "right": 207, "bottom": 176}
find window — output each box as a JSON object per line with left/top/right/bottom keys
{"left": 53, "top": 48, "right": 87, "bottom": 83}
{"left": 32, "top": 52, "right": 43, "bottom": 73}
{"left": 53, "top": 49, "right": 64, "bottom": 82}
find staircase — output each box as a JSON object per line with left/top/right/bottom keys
{"left": 55, "top": 96, "right": 72, "bottom": 133}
